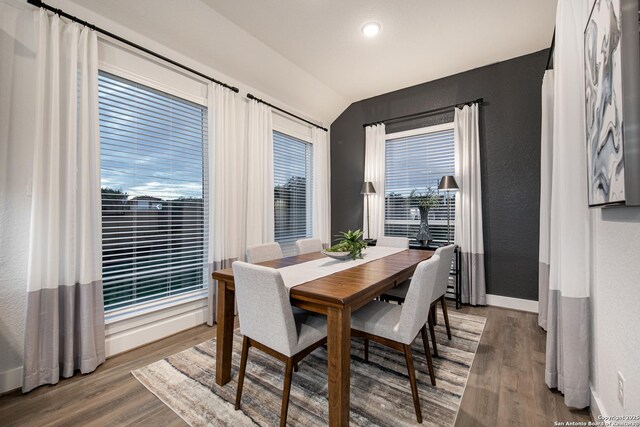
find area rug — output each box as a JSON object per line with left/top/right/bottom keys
{"left": 132, "top": 310, "right": 486, "bottom": 426}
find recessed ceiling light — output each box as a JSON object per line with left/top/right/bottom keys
{"left": 361, "top": 22, "right": 381, "bottom": 38}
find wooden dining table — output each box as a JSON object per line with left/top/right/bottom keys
{"left": 211, "top": 248, "right": 434, "bottom": 426}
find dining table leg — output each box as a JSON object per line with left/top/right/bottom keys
{"left": 216, "top": 280, "right": 235, "bottom": 386}
{"left": 327, "top": 305, "right": 351, "bottom": 426}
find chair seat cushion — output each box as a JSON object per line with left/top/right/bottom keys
{"left": 292, "top": 310, "right": 327, "bottom": 355}
{"left": 382, "top": 279, "right": 410, "bottom": 299}
{"left": 351, "top": 300, "right": 408, "bottom": 344}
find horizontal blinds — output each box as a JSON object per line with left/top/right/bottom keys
{"left": 384, "top": 128, "right": 455, "bottom": 245}
{"left": 273, "top": 131, "right": 313, "bottom": 256}
{"left": 99, "top": 71, "right": 208, "bottom": 312}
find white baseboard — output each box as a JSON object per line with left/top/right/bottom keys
{"left": 485, "top": 294, "right": 539, "bottom": 313}
{"left": 0, "top": 366, "right": 23, "bottom": 394}
{"left": 590, "top": 385, "right": 608, "bottom": 422}
{"left": 105, "top": 296, "right": 208, "bottom": 357}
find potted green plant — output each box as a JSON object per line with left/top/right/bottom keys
{"left": 324, "top": 229, "right": 368, "bottom": 260}
{"left": 409, "top": 188, "right": 440, "bottom": 246}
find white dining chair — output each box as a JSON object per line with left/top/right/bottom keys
{"left": 382, "top": 244, "right": 457, "bottom": 356}
{"left": 294, "top": 238, "right": 323, "bottom": 255}
{"left": 246, "top": 242, "right": 283, "bottom": 263}
{"left": 350, "top": 255, "right": 440, "bottom": 423}
{"left": 376, "top": 236, "right": 410, "bottom": 301}
{"left": 232, "top": 261, "right": 328, "bottom": 427}
{"left": 376, "top": 236, "right": 410, "bottom": 249}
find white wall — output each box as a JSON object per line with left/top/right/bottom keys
{"left": 590, "top": 207, "right": 640, "bottom": 415}
{"left": 58, "top": 0, "right": 349, "bottom": 126}
{"left": 583, "top": 0, "right": 640, "bottom": 417}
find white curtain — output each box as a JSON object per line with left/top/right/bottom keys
{"left": 544, "top": 0, "right": 591, "bottom": 409}
{"left": 454, "top": 104, "right": 486, "bottom": 306}
{"left": 363, "top": 124, "right": 386, "bottom": 239}
{"left": 23, "top": 10, "right": 104, "bottom": 393}
{"left": 207, "top": 83, "right": 243, "bottom": 326}
{"left": 245, "top": 100, "right": 274, "bottom": 247}
{"left": 312, "top": 127, "right": 331, "bottom": 246}
{"left": 538, "top": 70, "right": 555, "bottom": 330}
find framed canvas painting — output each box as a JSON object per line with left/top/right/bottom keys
{"left": 584, "top": 0, "right": 626, "bottom": 207}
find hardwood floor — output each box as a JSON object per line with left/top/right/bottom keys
{"left": 0, "top": 305, "right": 591, "bottom": 426}
{"left": 455, "top": 305, "right": 591, "bottom": 427}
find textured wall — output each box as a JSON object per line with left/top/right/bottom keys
{"left": 0, "top": 0, "right": 36, "bottom": 386}
{"left": 586, "top": 0, "right": 640, "bottom": 417}
{"left": 590, "top": 207, "right": 640, "bottom": 415}
{"left": 330, "top": 49, "right": 548, "bottom": 300}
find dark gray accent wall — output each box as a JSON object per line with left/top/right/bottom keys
{"left": 329, "top": 49, "right": 547, "bottom": 301}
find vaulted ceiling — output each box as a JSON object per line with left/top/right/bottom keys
{"left": 63, "top": 0, "right": 556, "bottom": 123}
{"left": 203, "top": 0, "right": 557, "bottom": 101}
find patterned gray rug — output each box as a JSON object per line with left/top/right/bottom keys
{"left": 132, "top": 310, "right": 486, "bottom": 426}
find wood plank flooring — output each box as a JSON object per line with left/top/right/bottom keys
{"left": 455, "top": 305, "right": 591, "bottom": 427}
{"left": 0, "top": 304, "right": 591, "bottom": 426}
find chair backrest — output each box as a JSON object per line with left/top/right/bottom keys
{"left": 232, "top": 261, "right": 298, "bottom": 356}
{"left": 397, "top": 255, "right": 440, "bottom": 344}
{"left": 246, "top": 242, "right": 283, "bottom": 263}
{"left": 377, "top": 236, "right": 410, "bottom": 249}
{"left": 295, "top": 238, "right": 323, "bottom": 255}
{"left": 432, "top": 244, "right": 456, "bottom": 301}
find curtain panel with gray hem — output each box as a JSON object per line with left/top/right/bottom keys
{"left": 542, "top": 0, "right": 591, "bottom": 409}
{"left": 23, "top": 10, "right": 104, "bottom": 393}
{"left": 207, "top": 83, "right": 243, "bottom": 325}
{"left": 453, "top": 104, "right": 487, "bottom": 306}
{"left": 538, "top": 70, "right": 554, "bottom": 330}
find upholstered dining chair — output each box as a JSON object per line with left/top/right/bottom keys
{"left": 376, "top": 236, "right": 410, "bottom": 249}
{"left": 232, "top": 261, "right": 328, "bottom": 427}
{"left": 294, "top": 237, "right": 323, "bottom": 255}
{"left": 382, "top": 244, "right": 456, "bottom": 356}
{"left": 350, "top": 255, "right": 440, "bottom": 423}
{"left": 246, "top": 242, "right": 283, "bottom": 263}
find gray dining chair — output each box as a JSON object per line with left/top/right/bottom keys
{"left": 376, "top": 236, "right": 410, "bottom": 249}
{"left": 246, "top": 242, "right": 283, "bottom": 263}
{"left": 382, "top": 244, "right": 457, "bottom": 356}
{"left": 294, "top": 238, "right": 323, "bottom": 255}
{"left": 350, "top": 255, "right": 440, "bottom": 424}
{"left": 232, "top": 261, "right": 328, "bottom": 427}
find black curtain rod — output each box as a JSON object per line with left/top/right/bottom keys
{"left": 27, "top": 0, "right": 239, "bottom": 93}
{"left": 246, "top": 93, "right": 328, "bottom": 132}
{"left": 546, "top": 29, "right": 556, "bottom": 70}
{"left": 362, "top": 98, "right": 484, "bottom": 128}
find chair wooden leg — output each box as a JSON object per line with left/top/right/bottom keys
{"left": 280, "top": 359, "right": 294, "bottom": 427}
{"left": 428, "top": 312, "right": 439, "bottom": 357}
{"left": 235, "top": 336, "right": 250, "bottom": 410}
{"left": 431, "top": 304, "right": 438, "bottom": 325}
{"left": 440, "top": 296, "right": 452, "bottom": 340}
{"left": 364, "top": 337, "right": 369, "bottom": 362}
{"left": 403, "top": 344, "right": 423, "bottom": 424}
{"left": 420, "top": 325, "right": 436, "bottom": 386}
{"left": 293, "top": 363, "right": 299, "bottom": 372}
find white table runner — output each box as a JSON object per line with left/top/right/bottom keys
{"left": 279, "top": 246, "right": 407, "bottom": 291}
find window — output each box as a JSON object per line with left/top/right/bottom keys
{"left": 273, "top": 130, "right": 313, "bottom": 256}
{"left": 99, "top": 71, "right": 208, "bottom": 312}
{"left": 384, "top": 124, "right": 455, "bottom": 245}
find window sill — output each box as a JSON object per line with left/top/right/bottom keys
{"left": 104, "top": 289, "right": 208, "bottom": 326}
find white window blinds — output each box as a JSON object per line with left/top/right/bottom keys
{"left": 273, "top": 130, "right": 313, "bottom": 256}
{"left": 99, "top": 71, "right": 208, "bottom": 312}
{"left": 384, "top": 126, "right": 455, "bottom": 245}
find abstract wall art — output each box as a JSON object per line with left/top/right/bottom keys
{"left": 584, "top": 0, "right": 626, "bottom": 206}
